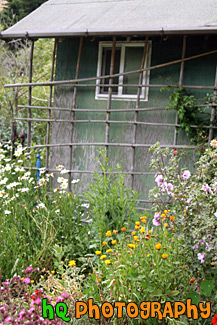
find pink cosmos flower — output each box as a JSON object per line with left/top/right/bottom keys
{"left": 201, "top": 184, "right": 212, "bottom": 194}
{"left": 155, "top": 175, "right": 163, "bottom": 187}
{"left": 197, "top": 253, "right": 205, "bottom": 263}
{"left": 182, "top": 170, "right": 191, "bottom": 180}
{"left": 153, "top": 218, "right": 160, "bottom": 226}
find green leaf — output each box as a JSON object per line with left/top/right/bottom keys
{"left": 200, "top": 279, "right": 215, "bottom": 297}
{"left": 187, "top": 291, "right": 200, "bottom": 305}
{"left": 170, "top": 290, "right": 180, "bottom": 296}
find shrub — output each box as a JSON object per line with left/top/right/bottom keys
{"left": 149, "top": 142, "right": 217, "bottom": 311}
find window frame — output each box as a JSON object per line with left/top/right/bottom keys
{"left": 95, "top": 41, "right": 152, "bottom": 101}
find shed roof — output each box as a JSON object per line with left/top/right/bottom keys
{"left": 1, "top": 0, "right": 217, "bottom": 39}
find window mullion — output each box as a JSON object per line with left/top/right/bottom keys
{"left": 118, "top": 45, "right": 125, "bottom": 96}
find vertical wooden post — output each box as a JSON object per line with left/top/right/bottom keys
{"left": 208, "top": 65, "right": 217, "bottom": 144}
{"left": 68, "top": 37, "right": 83, "bottom": 191}
{"left": 46, "top": 39, "right": 57, "bottom": 171}
{"left": 27, "top": 40, "right": 34, "bottom": 151}
{"left": 173, "top": 36, "right": 187, "bottom": 146}
{"left": 131, "top": 36, "right": 149, "bottom": 189}
{"left": 105, "top": 36, "right": 116, "bottom": 158}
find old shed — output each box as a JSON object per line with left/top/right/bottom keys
{"left": 1, "top": 0, "right": 217, "bottom": 206}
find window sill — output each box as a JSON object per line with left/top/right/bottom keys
{"left": 95, "top": 94, "right": 149, "bottom": 102}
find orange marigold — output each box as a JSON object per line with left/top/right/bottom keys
{"left": 155, "top": 243, "right": 161, "bottom": 250}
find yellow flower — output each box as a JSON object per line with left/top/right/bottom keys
{"left": 139, "top": 227, "right": 145, "bottom": 233}
{"left": 106, "top": 230, "right": 112, "bottom": 237}
{"left": 51, "top": 270, "right": 55, "bottom": 274}
{"left": 111, "top": 240, "right": 117, "bottom": 245}
{"left": 128, "top": 244, "right": 135, "bottom": 249}
{"left": 155, "top": 243, "right": 161, "bottom": 250}
{"left": 88, "top": 273, "right": 91, "bottom": 276}
{"left": 31, "top": 280, "right": 34, "bottom": 284}
{"left": 162, "top": 253, "right": 168, "bottom": 259}
{"left": 161, "top": 214, "right": 166, "bottom": 218}
{"left": 141, "top": 219, "right": 146, "bottom": 223}
{"left": 100, "top": 255, "right": 107, "bottom": 260}
{"left": 106, "top": 249, "right": 112, "bottom": 253}
{"left": 170, "top": 216, "right": 175, "bottom": 222}
{"left": 135, "top": 221, "right": 140, "bottom": 226}
{"left": 164, "top": 223, "right": 168, "bottom": 228}
{"left": 164, "top": 210, "right": 170, "bottom": 214}
{"left": 68, "top": 260, "right": 76, "bottom": 267}
{"left": 135, "top": 225, "right": 140, "bottom": 230}
{"left": 41, "top": 276, "right": 44, "bottom": 280}
{"left": 113, "top": 230, "right": 118, "bottom": 235}
{"left": 105, "top": 260, "right": 111, "bottom": 265}
{"left": 170, "top": 246, "right": 172, "bottom": 249}
{"left": 131, "top": 231, "right": 136, "bottom": 236}
{"left": 121, "top": 227, "right": 126, "bottom": 232}
{"left": 133, "top": 236, "right": 139, "bottom": 242}
{"left": 140, "top": 216, "right": 146, "bottom": 220}
{"left": 102, "top": 241, "right": 107, "bottom": 246}
{"left": 148, "top": 230, "right": 152, "bottom": 234}
{"left": 98, "top": 278, "right": 101, "bottom": 283}
{"left": 95, "top": 251, "right": 101, "bottom": 255}
{"left": 147, "top": 254, "right": 150, "bottom": 257}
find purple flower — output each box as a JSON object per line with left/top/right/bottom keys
{"left": 201, "top": 184, "right": 212, "bottom": 194}
{"left": 5, "top": 317, "right": 12, "bottom": 324}
{"left": 23, "top": 277, "right": 31, "bottom": 284}
{"left": 183, "top": 170, "right": 191, "bottom": 180}
{"left": 61, "top": 291, "right": 70, "bottom": 299}
{"left": 192, "top": 244, "right": 199, "bottom": 250}
{"left": 166, "top": 182, "right": 174, "bottom": 195}
{"left": 25, "top": 266, "right": 33, "bottom": 273}
{"left": 154, "top": 212, "right": 161, "bottom": 219}
{"left": 155, "top": 175, "right": 163, "bottom": 187}
{"left": 197, "top": 253, "right": 205, "bottom": 263}
{"left": 152, "top": 218, "right": 161, "bottom": 226}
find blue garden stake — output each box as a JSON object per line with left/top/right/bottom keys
{"left": 36, "top": 154, "right": 41, "bottom": 181}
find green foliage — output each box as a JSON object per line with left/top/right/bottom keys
{"left": 83, "top": 222, "right": 192, "bottom": 324}
{"left": 0, "top": 144, "right": 89, "bottom": 278}
{"left": 84, "top": 150, "right": 140, "bottom": 247}
{"left": 163, "top": 87, "right": 211, "bottom": 145}
{"left": 149, "top": 142, "right": 217, "bottom": 310}
{"left": 0, "top": 0, "right": 47, "bottom": 27}
{"left": 0, "top": 37, "right": 53, "bottom": 143}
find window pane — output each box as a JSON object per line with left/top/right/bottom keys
{"left": 100, "top": 47, "right": 121, "bottom": 94}
{"left": 123, "top": 47, "right": 144, "bottom": 95}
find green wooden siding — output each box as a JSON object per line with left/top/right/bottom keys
{"left": 50, "top": 35, "right": 217, "bottom": 204}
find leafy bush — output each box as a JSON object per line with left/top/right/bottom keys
{"left": 149, "top": 142, "right": 217, "bottom": 310}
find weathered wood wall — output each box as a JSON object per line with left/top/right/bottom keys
{"left": 50, "top": 35, "right": 217, "bottom": 204}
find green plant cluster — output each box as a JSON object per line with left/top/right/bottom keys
{"left": 0, "top": 32, "right": 54, "bottom": 143}
{"left": 149, "top": 142, "right": 217, "bottom": 312}
{"left": 85, "top": 150, "right": 140, "bottom": 248}
{"left": 163, "top": 87, "right": 212, "bottom": 145}
{"left": 0, "top": 0, "right": 47, "bottom": 27}
{"left": 0, "top": 144, "right": 217, "bottom": 323}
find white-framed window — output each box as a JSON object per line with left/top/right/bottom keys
{"left": 95, "top": 41, "right": 152, "bottom": 101}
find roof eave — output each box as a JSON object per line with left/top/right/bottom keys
{"left": 1, "top": 27, "right": 217, "bottom": 39}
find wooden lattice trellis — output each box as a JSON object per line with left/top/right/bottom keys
{"left": 3, "top": 35, "right": 217, "bottom": 205}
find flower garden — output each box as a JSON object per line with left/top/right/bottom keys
{"left": 0, "top": 141, "right": 216, "bottom": 324}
